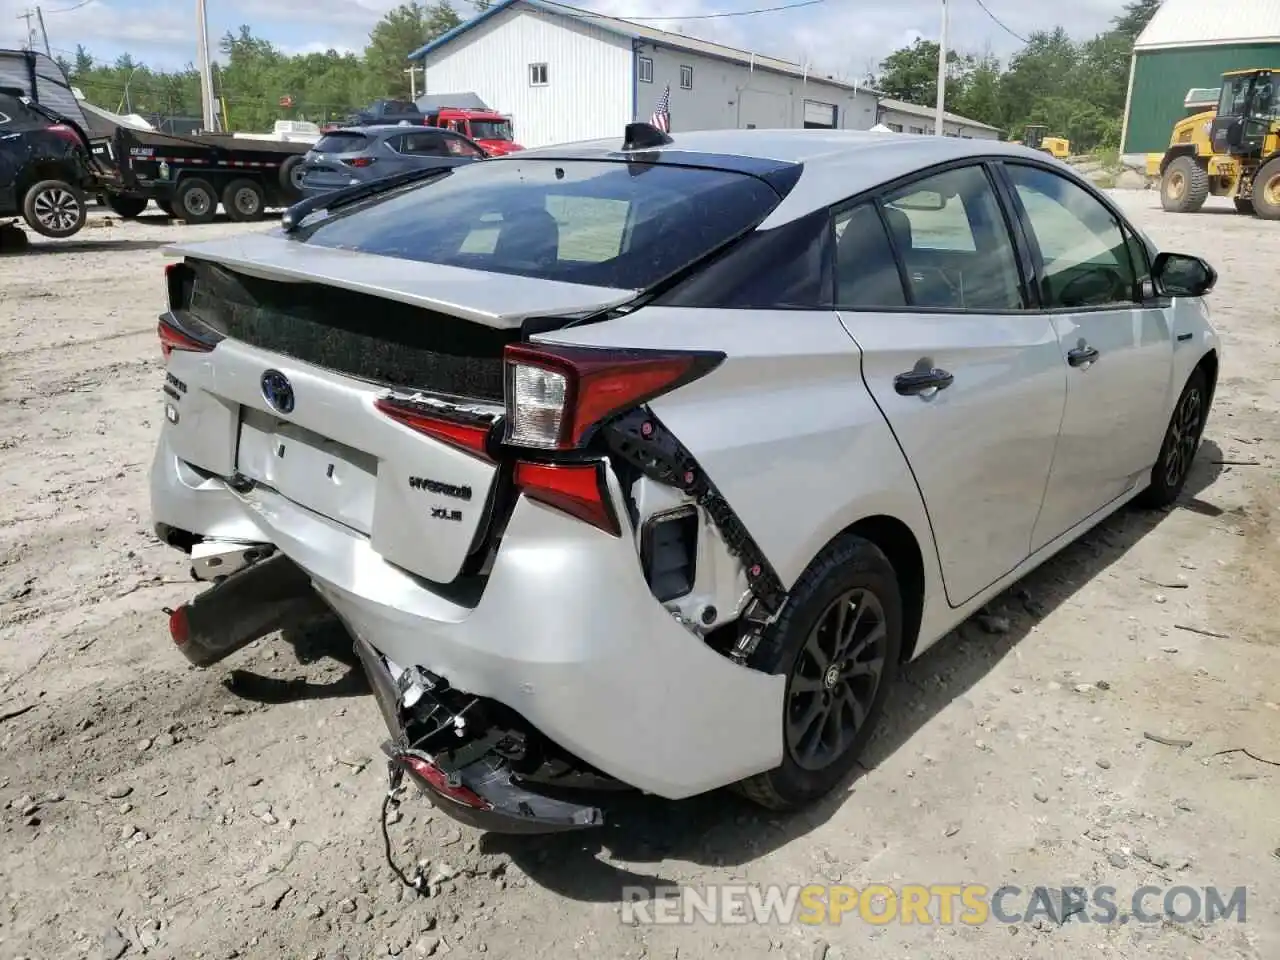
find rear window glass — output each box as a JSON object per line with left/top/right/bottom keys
{"left": 315, "top": 132, "right": 370, "bottom": 152}
{"left": 297, "top": 159, "right": 783, "bottom": 290}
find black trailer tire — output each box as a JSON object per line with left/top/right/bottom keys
{"left": 222, "top": 178, "right": 266, "bottom": 222}
{"left": 734, "top": 534, "right": 902, "bottom": 811}
{"left": 105, "top": 194, "right": 149, "bottom": 219}
{"left": 279, "top": 155, "right": 305, "bottom": 198}
{"left": 174, "top": 178, "right": 219, "bottom": 224}
{"left": 22, "top": 180, "right": 87, "bottom": 238}
{"left": 1253, "top": 157, "right": 1280, "bottom": 221}
{"left": 1161, "top": 156, "right": 1209, "bottom": 213}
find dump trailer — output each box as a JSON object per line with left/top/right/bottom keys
{"left": 110, "top": 125, "right": 311, "bottom": 223}
{"left": 1159, "top": 68, "right": 1280, "bottom": 219}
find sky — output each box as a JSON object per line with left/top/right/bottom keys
{"left": 0, "top": 0, "right": 1134, "bottom": 81}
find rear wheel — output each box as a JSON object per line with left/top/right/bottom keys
{"left": 735, "top": 535, "right": 901, "bottom": 810}
{"left": 1233, "top": 197, "right": 1255, "bottom": 216}
{"left": 279, "top": 155, "right": 305, "bottom": 200}
{"left": 0, "top": 223, "right": 29, "bottom": 254}
{"left": 174, "top": 178, "right": 218, "bottom": 224}
{"left": 1136, "top": 367, "right": 1209, "bottom": 509}
{"left": 22, "top": 180, "right": 87, "bottom": 238}
{"left": 222, "top": 178, "right": 266, "bottom": 222}
{"left": 1252, "top": 157, "right": 1280, "bottom": 220}
{"left": 1161, "top": 156, "right": 1209, "bottom": 213}
{"left": 105, "top": 194, "right": 148, "bottom": 219}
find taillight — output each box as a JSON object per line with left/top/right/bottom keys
{"left": 46, "top": 124, "right": 81, "bottom": 146}
{"left": 503, "top": 344, "right": 723, "bottom": 451}
{"left": 513, "top": 460, "right": 620, "bottom": 537}
{"left": 342, "top": 156, "right": 376, "bottom": 168}
{"left": 398, "top": 753, "right": 491, "bottom": 810}
{"left": 373, "top": 396, "right": 496, "bottom": 461}
{"left": 158, "top": 315, "right": 216, "bottom": 360}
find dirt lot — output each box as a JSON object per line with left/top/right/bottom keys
{"left": 1, "top": 197, "right": 1278, "bottom": 960}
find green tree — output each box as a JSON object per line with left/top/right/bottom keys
{"left": 366, "top": 2, "right": 462, "bottom": 96}
{"left": 1111, "top": 0, "right": 1162, "bottom": 41}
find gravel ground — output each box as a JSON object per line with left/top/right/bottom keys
{"left": 1, "top": 196, "right": 1278, "bottom": 960}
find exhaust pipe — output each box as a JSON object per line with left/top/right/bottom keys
{"left": 166, "top": 552, "right": 329, "bottom": 668}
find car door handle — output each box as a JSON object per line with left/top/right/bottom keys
{"left": 1067, "top": 344, "right": 1099, "bottom": 367}
{"left": 894, "top": 367, "right": 954, "bottom": 397}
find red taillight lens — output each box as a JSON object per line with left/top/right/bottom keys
{"left": 167, "top": 605, "right": 190, "bottom": 647}
{"left": 342, "top": 156, "right": 376, "bottom": 168}
{"left": 513, "top": 460, "right": 620, "bottom": 537}
{"left": 158, "top": 315, "right": 216, "bottom": 361}
{"left": 373, "top": 396, "right": 496, "bottom": 461}
{"left": 399, "top": 754, "right": 492, "bottom": 810}
{"left": 504, "top": 344, "right": 723, "bottom": 451}
{"left": 46, "top": 124, "right": 81, "bottom": 146}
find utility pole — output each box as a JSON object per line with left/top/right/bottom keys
{"left": 404, "top": 66, "right": 418, "bottom": 100}
{"left": 35, "top": 6, "right": 51, "bottom": 57}
{"left": 17, "top": 9, "right": 33, "bottom": 50}
{"left": 934, "top": 0, "right": 948, "bottom": 136}
{"left": 195, "top": 0, "right": 216, "bottom": 131}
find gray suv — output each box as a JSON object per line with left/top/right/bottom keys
{"left": 297, "top": 125, "right": 486, "bottom": 198}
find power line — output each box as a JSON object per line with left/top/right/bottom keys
{"left": 968, "top": 0, "right": 1029, "bottom": 45}
{"left": 43, "top": 0, "right": 95, "bottom": 13}
{"left": 567, "top": 0, "right": 824, "bottom": 21}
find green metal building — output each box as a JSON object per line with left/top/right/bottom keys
{"left": 1121, "top": 0, "right": 1280, "bottom": 162}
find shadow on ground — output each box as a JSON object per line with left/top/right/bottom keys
{"left": 10, "top": 238, "right": 172, "bottom": 255}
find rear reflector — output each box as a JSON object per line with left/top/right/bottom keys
{"left": 342, "top": 156, "right": 376, "bottom": 167}
{"left": 374, "top": 396, "right": 497, "bottom": 461}
{"left": 167, "top": 605, "right": 190, "bottom": 647}
{"left": 514, "top": 460, "right": 620, "bottom": 536}
{"left": 398, "top": 753, "right": 492, "bottom": 810}
{"left": 504, "top": 344, "right": 724, "bottom": 451}
{"left": 158, "top": 315, "right": 217, "bottom": 360}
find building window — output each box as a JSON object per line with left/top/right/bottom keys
{"left": 529, "top": 63, "right": 549, "bottom": 86}
{"left": 909, "top": 125, "right": 925, "bottom": 135}
{"left": 680, "top": 65, "right": 693, "bottom": 89}
{"left": 887, "top": 122, "right": 903, "bottom": 132}
{"left": 637, "top": 56, "right": 653, "bottom": 83}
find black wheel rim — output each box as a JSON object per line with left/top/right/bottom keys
{"left": 1163, "top": 386, "right": 1202, "bottom": 489}
{"left": 785, "top": 589, "right": 888, "bottom": 771}
{"left": 33, "top": 187, "right": 80, "bottom": 232}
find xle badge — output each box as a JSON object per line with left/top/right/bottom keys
{"left": 432, "top": 507, "right": 463, "bottom": 522}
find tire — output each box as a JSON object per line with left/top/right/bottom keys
{"left": 1252, "top": 157, "right": 1280, "bottom": 221}
{"left": 157, "top": 199, "right": 176, "bottom": 218}
{"left": 105, "top": 194, "right": 148, "bottom": 219}
{"left": 22, "top": 180, "right": 87, "bottom": 238}
{"left": 222, "top": 178, "right": 266, "bottom": 222}
{"left": 174, "top": 178, "right": 218, "bottom": 224}
{"left": 279, "top": 155, "right": 305, "bottom": 199}
{"left": 1233, "top": 197, "right": 1255, "bottom": 216}
{"left": 0, "top": 223, "right": 30, "bottom": 254}
{"left": 1136, "top": 367, "right": 1209, "bottom": 509}
{"left": 735, "top": 535, "right": 902, "bottom": 811}
{"left": 1160, "top": 156, "right": 1209, "bottom": 213}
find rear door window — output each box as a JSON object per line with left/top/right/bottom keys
{"left": 443, "top": 135, "right": 484, "bottom": 158}
{"left": 298, "top": 159, "right": 784, "bottom": 290}
{"left": 397, "top": 132, "right": 450, "bottom": 156}
{"left": 315, "top": 132, "right": 369, "bottom": 153}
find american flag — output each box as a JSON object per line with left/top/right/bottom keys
{"left": 650, "top": 84, "right": 671, "bottom": 133}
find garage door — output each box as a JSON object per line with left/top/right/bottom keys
{"left": 803, "top": 100, "right": 837, "bottom": 128}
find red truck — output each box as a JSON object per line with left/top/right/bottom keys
{"left": 423, "top": 107, "right": 523, "bottom": 156}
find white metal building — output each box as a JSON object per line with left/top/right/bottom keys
{"left": 407, "top": 0, "right": 880, "bottom": 149}
{"left": 876, "top": 97, "right": 1002, "bottom": 140}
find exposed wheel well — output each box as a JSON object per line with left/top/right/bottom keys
{"left": 1160, "top": 146, "right": 1201, "bottom": 176}
{"left": 16, "top": 160, "right": 81, "bottom": 197}
{"left": 1196, "top": 348, "right": 1219, "bottom": 410}
{"left": 838, "top": 515, "right": 925, "bottom": 664}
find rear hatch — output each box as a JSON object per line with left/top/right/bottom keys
{"left": 301, "top": 131, "right": 374, "bottom": 190}
{"left": 160, "top": 155, "right": 787, "bottom": 585}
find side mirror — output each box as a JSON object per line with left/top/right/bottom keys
{"left": 1152, "top": 251, "right": 1217, "bottom": 298}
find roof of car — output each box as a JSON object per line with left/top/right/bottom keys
{"left": 514, "top": 128, "right": 1068, "bottom": 229}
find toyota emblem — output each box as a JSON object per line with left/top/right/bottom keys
{"left": 261, "top": 369, "right": 295, "bottom": 415}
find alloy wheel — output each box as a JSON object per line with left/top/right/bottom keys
{"left": 1163, "top": 386, "right": 1202, "bottom": 489}
{"left": 32, "top": 187, "right": 81, "bottom": 233}
{"left": 786, "top": 588, "right": 888, "bottom": 771}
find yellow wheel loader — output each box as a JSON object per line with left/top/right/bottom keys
{"left": 1020, "top": 124, "right": 1071, "bottom": 160}
{"left": 1159, "top": 68, "right": 1280, "bottom": 219}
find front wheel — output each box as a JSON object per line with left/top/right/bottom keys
{"left": 735, "top": 535, "right": 902, "bottom": 811}
{"left": 22, "top": 180, "right": 87, "bottom": 238}
{"left": 1161, "top": 156, "right": 1209, "bottom": 213}
{"left": 174, "top": 178, "right": 218, "bottom": 225}
{"left": 1136, "top": 367, "right": 1209, "bottom": 508}
{"left": 1252, "top": 157, "right": 1280, "bottom": 221}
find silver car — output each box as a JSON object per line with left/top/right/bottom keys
{"left": 151, "top": 125, "right": 1220, "bottom": 832}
